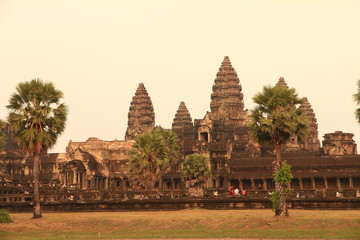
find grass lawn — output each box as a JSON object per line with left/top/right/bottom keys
{"left": 0, "top": 209, "right": 359, "bottom": 239}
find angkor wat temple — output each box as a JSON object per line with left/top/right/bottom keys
{"left": 1, "top": 56, "right": 360, "bottom": 197}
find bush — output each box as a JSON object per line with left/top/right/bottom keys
{"left": 0, "top": 209, "right": 13, "bottom": 223}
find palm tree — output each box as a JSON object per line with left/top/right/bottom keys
{"left": 0, "top": 120, "right": 6, "bottom": 151}
{"left": 181, "top": 153, "right": 210, "bottom": 188}
{"left": 7, "top": 79, "right": 67, "bottom": 218}
{"left": 353, "top": 80, "right": 360, "bottom": 123}
{"left": 129, "top": 127, "right": 180, "bottom": 191}
{"left": 249, "top": 85, "right": 307, "bottom": 216}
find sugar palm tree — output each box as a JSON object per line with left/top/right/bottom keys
{"left": 181, "top": 153, "right": 210, "bottom": 188}
{"left": 353, "top": 80, "right": 360, "bottom": 123}
{"left": 249, "top": 85, "right": 307, "bottom": 216}
{"left": 7, "top": 79, "right": 67, "bottom": 218}
{"left": 129, "top": 127, "right": 180, "bottom": 191}
{"left": 0, "top": 120, "right": 6, "bottom": 151}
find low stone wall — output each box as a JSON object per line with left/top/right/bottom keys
{"left": 2, "top": 197, "right": 360, "bottom": 213}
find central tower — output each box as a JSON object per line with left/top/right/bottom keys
{"left": 210, "top": 56, "right": 246, "bottom": 125}
{"left": 125, "top": 83, "right": 155, "bottom": 140}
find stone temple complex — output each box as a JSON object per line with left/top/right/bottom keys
{"left": 1, "top": 56, "right": 360, "bottom": 199}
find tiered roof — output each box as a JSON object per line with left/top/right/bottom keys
{"left": 276, "top": 77, "right": 289, "bottom": 88}
{"left": 172, "top": 101, "right": 193, "bottom": 129}
{"left": 299, "top": 97, "right": 320, "bottom": 152}
{"left": 210, "top": 56, "right": 245, "bottom": 124}
{"left": 125, "top": 83, "right": 155, "bottom": 140}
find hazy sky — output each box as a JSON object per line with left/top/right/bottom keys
{"left": 1, "top": 0, "right": 360, "bottom": 153}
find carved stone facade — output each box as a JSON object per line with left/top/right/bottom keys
{"left": 299, "top": 97, "right": 321, "bottom": 153}
{"left": 171, "top": 101, "right": 196, "bottom": 157}
{"left": 1, "top": 56, "right": 360, "bottom": 194}
{"left": 323, "top": 131, "right": 357, "bottom": 155}
{"left": 62, "top": 137, "right": 133, "bottom": 190}
{"left": 125, "top": 83, "right": 155, "bottom": 140}
{"left": 210, "top": 56, "right": 247, "bottom": 125}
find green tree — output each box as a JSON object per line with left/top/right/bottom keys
{"left": 249, "top": 85, "right": 307, "bottom": 216}
{"left": 353, "top": 80, "right": 360, "bottom": 123}
{"left": 129, "top": 127, "right": 180, "bottom": 191}
{"left": 0, "top": 120, "right": 6, "bottom": 151}
{"left": 7, "top": 79, "right": 68, "bottom": 218}
{"left": 181, "top": 153, "right": 210, "bottom": 188}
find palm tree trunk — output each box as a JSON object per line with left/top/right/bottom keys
{"left": 33, "top": 152, "right": 42, "bottom": 218}
{"left": 273, "top": 144, "right": 288, "bottom": 216}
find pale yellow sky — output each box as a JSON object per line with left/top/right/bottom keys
{"left": 1, "top": 0, "right": 360, "bottom": 153}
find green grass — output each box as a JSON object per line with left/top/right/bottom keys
{"left": 0, "top": 209, "right": 359, "bottom": 239}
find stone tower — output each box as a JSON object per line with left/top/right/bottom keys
{"left": 172, "top": 102, "right": 193, "bottom": 129}
{"left": 172, "top": 101, "right": 196, "bottom": 156}
{"left": 210, "top": 56, "right": 246, "bottom": 125}
{"left": 125, "top": 83, "right": 155, "bottom": 140}
{"left": 299, "top": 97, "right": 321, "bottom": 153}
{"left": 276, "top": 77, "right": 288, "bottom": 88}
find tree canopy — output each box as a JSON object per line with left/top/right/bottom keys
{"left": 129, "top": 127, "right": 180, "bottom": 190}
{"left": 0, "top": 120, "right": 6, "bottom": 151}
{"left": 353, "top": 80, "right": 360, "bottom": 124}
{"left": 7, "top": 79, "right": 68, "bottom": 218}
{"left": 249, "top": 85, "right": 308, "bottom": 149}
{"left": 7, "top": 79, "right": 68, "bottom": 154}
{"left": 181, "top": 153, "right": 210, "bottom": 187}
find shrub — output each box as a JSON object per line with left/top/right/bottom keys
{"left": 0, "top": 209, "right": 13, "bottom": 223}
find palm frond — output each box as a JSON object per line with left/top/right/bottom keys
{"left": 7, "top": 79, "right": 68, "bottom": 153}
{"left": 249, "top": 84, "right": 308, "bottom": 146}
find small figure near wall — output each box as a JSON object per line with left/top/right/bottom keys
{"left": 229, "top": 186, "right": 234, "bottom": 196}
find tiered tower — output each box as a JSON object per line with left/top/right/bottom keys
{"left": 172, "top": 102, "right": 193, "bottom": 129}
{"left": 210, "top": 56, "right": 246, "bottom": 125}
{"left": 125, "top": 83, "right": 155, "bottom": 140}
{"left": 172, "top": 101, "right": 196, "bottom": 156}
{"left": 299, "top": 97, "right": 321, "bottom": 153}
{"left": 276, "top": 77, "right": 288, "bottom": 88}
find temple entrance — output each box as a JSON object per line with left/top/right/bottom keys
{"left": 340, "top": 178, "right": 350, "bottom": 189}
{"left": 302, "top": 178, "right": 312, "bottom": 189}
{"left": 230, "top": 179, "right": 239, "bottom": 189}
{"left": 353, "top": 178, "right": 360, "bottom": 188}
{"left": 291, "top": 178, "right": 300, "bottom": 190}
{"left": 314, "top": 178, "right": 325, "bottom": 189}
{"left": 327, "top": 178, "right": 337, "bottom": 189}
{"left": 199, "top": 132, "right": 209, "bottom": 142}
{"left": 242, "top": 179, "right": 252, "bottom": 190}
{"left": 63, "top": 160, "right": 87, "bottom": 189}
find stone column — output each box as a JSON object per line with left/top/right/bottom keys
{"left": 239, "top": 179, "right": 244, "bottom": 190}
{"left": 121, "top": 178, "right": 126, "bottom": 191}
{"left": 262, "top": 178, "right": 267, "bottom": 190}
{"left": 299, "top": 178, "right": 303, "bottom": 190}
{"left": 250, "top": 178, "right": 255, "bottom": 190}
{"left": 159, "top": 178, "right": 163, "bottom": 191}
{"left": 323, "top": 177, "right": 328, "bottom": 189}
{"left": 171, "top": 177, "right": 174, "bottom": 190}
{"left": 73, "top": 170, "right": 76, "bottom": 184}
{"left": 66, "top": 172, "right": 70, "bottom": 187}
{"left": 311, "top": 177, "right": 316, "bottom": 190}
{"left": 83, "top": 172, "right": 87, "bottom": 189}
{"left": 336, "top": 178, "right": 341, "bottom": 190}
